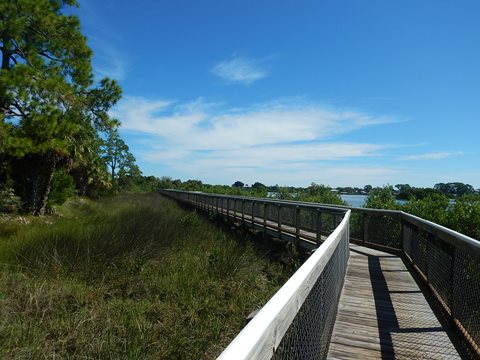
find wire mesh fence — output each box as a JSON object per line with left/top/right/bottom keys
{"left": 401, "top": 216, "right": 480, "bottom": 358}
{"left": 280, "top": 205, "right": 296, "bottom": 228}
{"left": 160, "top": 190, "right": 479, "bottom": 359}
{"left": 273, "top": 228, "right": 349, "bottom": 359}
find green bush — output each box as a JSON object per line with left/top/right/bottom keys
{"left": 48, "top": 170, "right": 77, "bottom": 206}
{"left": 181, "top": 210, "right": 201, "bottom": 227}
{"left": 403, "top": 193, "right": 450, "bottom": 224}
{"left": 447, "top": 195, "right": 480, "bottom": 239}
{"left": 0, "top": 187, "right": 21, "bottom": 213}
{"left": 298, "top": 183, "right": 346, "bottom": 205}
{"left": 365, "top": 186, "right": 398, "bottom": 210}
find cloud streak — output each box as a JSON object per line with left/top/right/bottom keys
{"left": 113, "top": 97, "right": 392, "bottom": 150}
{"left": 398, "top": 151, "right": 463, "bottom": 161}
{"left": 211, "top": 56, "right": 268, "bottom": 85}
{"left": 76, "top": 1, "right": 128, "bottom": 81}
{"left": 111, "top": 96, "right": 399, "bottom": 185}
{"left": 91, "top": 37, "right": 128, "bottom": 81}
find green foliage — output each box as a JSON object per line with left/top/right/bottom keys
{"left": 232, "top": 181, "right": 244, "bottom": 188}
{"left": 299, "top": 183, "right": 346, "bottom": 205}
{"left": 0, "top": 193, "right": 291, "bottom": 358}
{"left": 102, "top": 129, "right": 140, "bottom": 193}
{"left": 402, "top": 193, "right": 450, "bottom": 224}
{"left": 395, "top": 184, "right": 443, "bottom": 200}
{"left": 434, "top": 182, "right": 477, "bottom": 197}
{"left": 0, "top": 186, "right": 21, "bottom": 213}
{"left": 276, "top": 186, "right": 296, "bottom": 200}
{"left": 365, "top": 185, "right": 399, "bottom": 209}
{"left": 250, "top": 182, "right": 268, "bottom": 197}
{"left": 391, "top": 192, "right": 480, "bottom": 240}
{"left": 180, "top": 210, "right": 201, "bottom": 227}
{"left": 48, "top": 169, "right": 77, "bottom": 206}
{"left": 182, "top": 179, "right": 203, "bottom": 191}
{"left": 0, "top": 0, "right": 122, "bottom": 214}
{"left": 252, "top": 182, "right": 266, "bottom": 190}
{"left": 447, "top": 195, "right": 480, "bottom": 239}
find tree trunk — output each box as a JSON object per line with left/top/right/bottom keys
{"left": 0, "top": 35, "right": 11, "bottom": 115}
{"left": 111, "top": 163, "right": 117, "bottom": 193}
{"left": 0, "top": 37, "right": 11, "bottom": 186}
{"left": 71, "top": 167, "right": 88, "bottom": 196}
{"left": 30, "top": 154, "right": 58, "bottom": 215}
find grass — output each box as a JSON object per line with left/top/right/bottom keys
{"left": 0, "top": 193, "right": 293, "bottom": 359}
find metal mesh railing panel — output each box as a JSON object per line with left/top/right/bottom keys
{"left": 280, "top": 206, "right": 296, "bottom": 227}
{"left": 161, "top": 190, "right": 479, "bottom": 359}
{"left": 320, "top": 213, "right": 337, "bottom": 236}
{"left": 266, "top": 203, "right": 279, "bottom": 223}
{"left": 401, "top": 218, "right": 480, "bottom": 357}
{"left": 235, "top": 199, "right": 242, "bottom": 213}
{"left": 299, "top": 208, "right": 316, "bottom": 232}
{"left": 207, "top": 196, "right": 214, "bottom": 209}
{"left": 427, "top": 237, "right": 453, "bottom": 310}
{"left": 366, "top": 214, "right": 402, "bottom": 249}
{"left": 403, "top": 223, "right": 413, "bottom": 258}
{"left": 243, "top": 200, "right": 252, "bottom": 218}
{"left": 253, "top": 202, "right": 263, "bottom": 218}
{"left": 273, "top": 231, "right": 348, "bottom": 359}
{"left": 228, "top": 199, "right": 235, "bottom": 215}
{"left": 349, "top": 213, "right": 364, "bottom": 241}
{"left": 453, "top": 248, "right": 480, "bottom": 354}
{"left": 412, "top": 229, "right": 428, "bottom": 277}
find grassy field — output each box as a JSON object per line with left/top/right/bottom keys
{"left": 0, "top": 193, "right": 293, "bottom": 359}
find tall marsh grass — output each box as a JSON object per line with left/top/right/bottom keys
{"left": 0, "top": 193, "right": 291, "bottom": 359}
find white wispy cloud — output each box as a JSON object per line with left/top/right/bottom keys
{"left": 113, "top": 96, "right": 392, "bottom": 150}
{"left": 398, "top": 151, "right": 463, "bottom": 161}
{"left": 111, "top": 96, "right": 397, "bottom": 185}
{"left": 91, "top": 37, "right": 128, "bottom": 81}
{"left": 211, "top": 56, "right": 269, "bottom": 85}
{"left": 76, "top": 1, "right": 128, "bottom": 81}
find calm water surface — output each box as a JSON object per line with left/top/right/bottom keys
{"left": 340, "top": 194, "right": 368, "bottom": 207}
{"left": 340, "top": 194, "right": 407, "bottom": 207}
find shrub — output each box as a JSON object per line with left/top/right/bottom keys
{"left": 402, "top": 193, "right": 450, "bottom": 224}
{"left": 0, "top": 187, "right": 21, "bottom": 213}
{"left": 180, "top": 210, "right": 201, "bottom": 227}
{"left": 365, "top": 186, "right": 398, "bottom": 210}
{"left": 298, "top": 183, "right": 346, "bottom": 205}
{"left": 447, "top": 195, "right": 480, "bottom": 239}
{"left": 48, "top": 170, "right": 77, "bottom": 206}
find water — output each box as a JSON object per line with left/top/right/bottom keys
{"left": 340, "top": 194, "right": 408, "bottom": 207}
{"left": 267, "top": 192, "right": 407, "bottom": 208}
{"left": 340, "top": 194, "right": 368, "bottom": 207}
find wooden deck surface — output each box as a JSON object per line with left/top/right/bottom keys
{"left": 327, "top": 244, "right": 460, "bottom": 360}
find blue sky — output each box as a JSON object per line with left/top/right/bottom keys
{"left": 76, "top": 0, "right": 479, "bottom": 188}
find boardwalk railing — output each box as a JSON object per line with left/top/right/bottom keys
{"left": 347, "top": 206, "right": 480, "bottom": 358}
{"left": 160, "top": 189, "right": 350, "bottom": 359}
{"left": 160, "top": 190, "right": 347, "bottom": 250}
{"left": 160, "top": 190, "right": 480, "bottom": 359}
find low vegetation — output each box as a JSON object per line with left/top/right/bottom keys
{"left": 159, "top": 179, "right": 480, "bottom": 240}
{"left": 0, "top": 193, "right": 292, "bottom": 359}
{"left": 365, "top": 186, "right": 480, "bottom": 239}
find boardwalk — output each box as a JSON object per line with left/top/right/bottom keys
{"left": 162, "top": 190, "right": 478, "bottom": 359}
{"left": 327, "top": 244, "right": 460, "bottom": 359}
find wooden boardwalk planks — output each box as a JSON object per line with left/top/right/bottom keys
{"left": 327, "top": 244, "right": 460, "bottom": 360}
{"left": 215, "top": 204, "right": 461, "bottom": 358}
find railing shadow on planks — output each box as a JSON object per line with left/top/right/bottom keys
{"left": 160, "top": 189, "right": 480, "bottom": 360}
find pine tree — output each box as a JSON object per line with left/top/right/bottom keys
{"left": 0, "top": 0, "right": 121, "bottom": 214}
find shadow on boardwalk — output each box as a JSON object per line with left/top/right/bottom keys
{"left": 327, "top": 244, "right": 461, "bottom": 360}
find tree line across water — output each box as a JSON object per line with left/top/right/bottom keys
{"left": 156, "top": 178, "right": 480, "bottom": 240}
